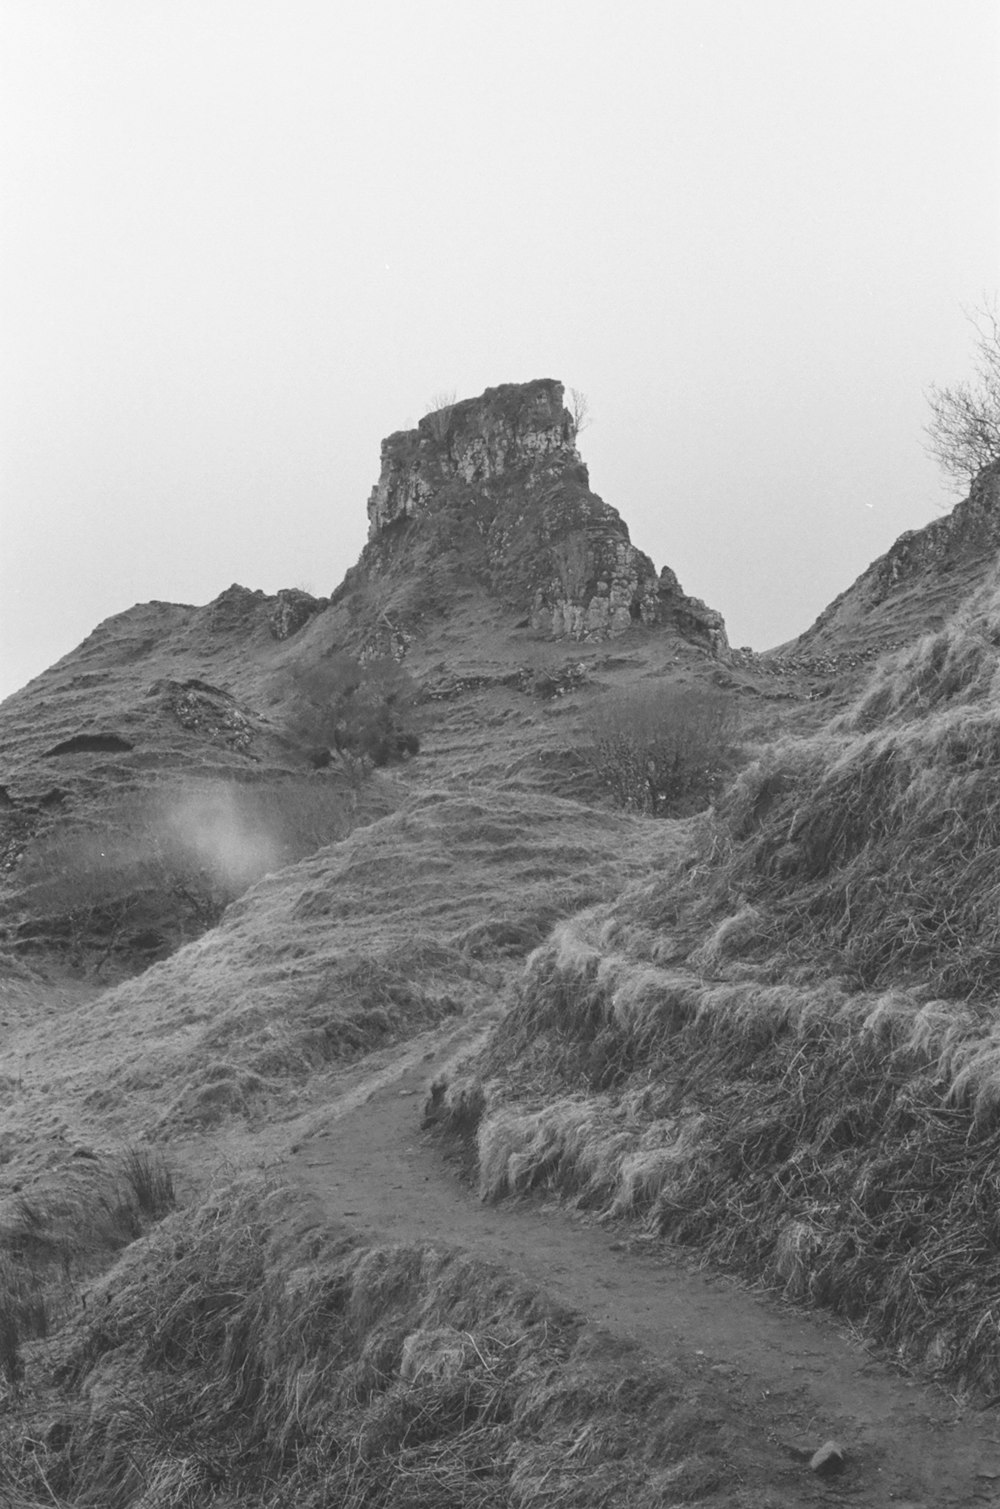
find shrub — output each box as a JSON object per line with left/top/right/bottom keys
{"left": 285, "top": 654, "right": 420, "bottom": 767}
{"left": 587, "top": 684, "right": 743, "bottom": 815}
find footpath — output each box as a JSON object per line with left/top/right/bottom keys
{"left": 256, "top": 1014, "right": 1000, "bottom": 1508}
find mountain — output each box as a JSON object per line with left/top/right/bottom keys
{"left": 7, "top": 387, "right": 1000, "bottom": 1504}
{"left": 0, "top": 379, "right": 734, "bottom": 973}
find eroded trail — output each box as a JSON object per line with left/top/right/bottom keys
{"left": 269, "top": 1015, "right": 1000, "bottom": 1508}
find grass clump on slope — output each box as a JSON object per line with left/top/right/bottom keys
{"left": 0, "top": 1179, "right": 750, "bottom": 1508}
{"left": 432, "top": 578, "right": 1000, "bottom": 1397}
{"left": 0, "top": 1147, "right": 175, "bottom": 1394}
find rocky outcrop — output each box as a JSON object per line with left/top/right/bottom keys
{"left": 367, "top": 380, "right": 578, "bottom": 536}
{"left": 148, "top": 678, "right": 260, "bottom": 755}
{"left": 200, "top": 584, "right": 267, "bottom": 634}
{"left": 875, "top": 461, "right": 1000, "bottom": 587}
{"left": 267, "top": 588, "right": 328, "bottom": 641}
{"left": 782, "top": 460, "right": 1000, "bottom": 661}
{"left": 657, "top": 567, "right": 730, "bottom": 655}
{"left": 362, "top": 379, "right": 726, "bottom": 651}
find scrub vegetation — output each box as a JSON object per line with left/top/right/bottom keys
{"left": 586, "top": 684, "right": 743, "bottom": 815}
{"left": 285, "top": 653, "right": 421, "bottom": 768}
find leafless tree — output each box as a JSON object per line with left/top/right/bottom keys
{"left": 925, "top": 301, "right": 1000, "bottom": 489}
{"left": 424, "top": 389, "right": 457, "bottom": 445}
{"left": 569, "top": 387, "right": 592, "bottom": 433}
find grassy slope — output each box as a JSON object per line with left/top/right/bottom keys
{"left": 12, "top": 498, "right": 971, "bottom": 1501}
{"left": 436, "top": 573, "right": 1000, "bottom": 1399}
{"left": 0, "top": 788, "right": 671, "bottom": 1175}
{"left": 3, "top": 1177, "right": 785, "bottom": 1509}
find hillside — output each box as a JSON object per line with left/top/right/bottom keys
{"left": 5, "top": 387, "right": 1000, "bottom": 1505}
{"left": 770, "top": 457, "right": 1000, "bottom": 667}
{"left": 435, "top": 563, "right": 1000, "bottom": 1399}
{"left": 0, "top": 380, "right": 745, "bottom": 974}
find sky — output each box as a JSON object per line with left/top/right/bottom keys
{"left": 2, "top": 0, "right": 998, "bottom": 700}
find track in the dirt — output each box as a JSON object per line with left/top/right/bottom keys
{"left": 285, "top": 1027, "right": 1000, "bottom": 1509}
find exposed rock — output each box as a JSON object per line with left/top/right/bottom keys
{"left": 267, "top": 588, "right": 328, "bottom": 641}
{"left": 420, "top": 660, "right": 588, "bottom": 702}
{"left": 865, "top": 460, "right": 1000, "bottom": 593}
{"left": 781, "top": 460, "right": 1000, "bottom": 664}
{"left": 657, "top": 567, "right": 730, "bottom": 655}
{"left": 201, "top": 583, "right": 267, "bottom": 634}
{"left": 809, "top": 1440, "right": 847, "bottom": 1476}
{"left": 362, "top": 379, "right": 726, "bottom": 652}
{"left": 150, "top": 678, "right": 259, "bottom": 754}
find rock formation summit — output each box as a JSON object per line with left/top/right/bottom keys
{"left": 353, "top": 379, "right": 727, "bottom": 655}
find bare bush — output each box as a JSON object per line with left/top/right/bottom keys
{"left": 925, "top": 299, "right": 1000, "bottom": 488}
{"left": 587, "top": 684, "right": 743, "bottom": 815}
{"left": 424, "top": 388, "right": 457, "bottom": 445}
{"left": 568, "top": 386, "right": 592, "bottom": 433}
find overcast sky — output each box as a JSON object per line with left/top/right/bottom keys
{"left": 2, "top": 0, "right": 998, "bottom": 701}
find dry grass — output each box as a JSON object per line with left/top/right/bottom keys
{"left": 428, "top": 581, "right": 1000, "bottom": 1397}
{"left": 13, "top": 773, "right": 374, "bottom": 967}
{"left": 452, "top": 926, "right": 1000, "bottom": 1395}
{"left": 0, "top": 1147, "right": 176, "bottom": 1396}
{"left": 2, "top": 790, "right": 667, "bottom": 1168}
{"left": 0, "top": 1178, "right": 747, "bottom": 1508}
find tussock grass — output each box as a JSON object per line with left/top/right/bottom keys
{"left": 435, "top": 585, "right": 1000, "bottom": 1396}
{"left": 0, "top": 1179, "right": 748, "bottom": 1508}
{"left": 0, "top": 1147, "right": 176, "bottom": 1397}
{"left": 461, "top": 924, "right": 1000, "bottom": 1393}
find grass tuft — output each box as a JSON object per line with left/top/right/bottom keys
{"left": 0, "top": 1178, "right": 755, "bottom": 1507}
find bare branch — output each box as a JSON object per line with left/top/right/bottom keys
{"left": 424, "top": 389, "right": 457, "bottom": 445}
{"left": 568, "top": 387, "right": 592, "bottom": 433}
{"left": 925, "top": 300, "right": 1000, "bottom": 489}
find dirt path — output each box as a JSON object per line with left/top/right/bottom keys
{"left": 252, "top": 1013, "right": 1000, "bottom": 1508}
{"left": 11, "top": 967, "right": 1000, "bottom": 1504}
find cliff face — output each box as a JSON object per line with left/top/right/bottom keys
{"left": 361, "top": 379, "right": 727, "bottom": 651}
